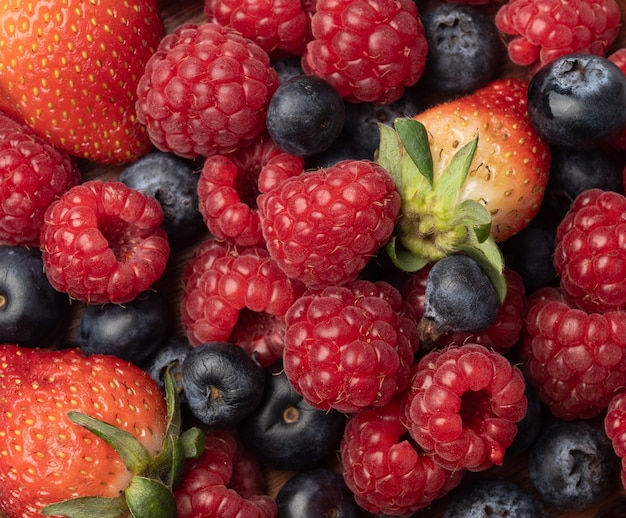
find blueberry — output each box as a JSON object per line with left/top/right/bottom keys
{"left": 442, "top": 479, "right": 545, "bottom": 518}
{"left": 74, "top": 290, "right": 172, "bottom": 364}
{"left": 418, "top": 255, "right": 500, "bottom": 345}
{"left": 238, "top": 361, "right": 347, "bottom": 471}
{"left": 271, "top": 56, "right": 305, "bottom": 84}
{"left": 527, "top": 53, "right": 626, "bottom": 149}
{"left": 0, "top": 245, "right": 68, "bottom": 347}
{"left": 421, "top": 3, "right": 503, "bottom": 94}
{"left": 118, "top": 151, "right": 204, "bottom": 244}
{"left": 276, "top": 468, "right": 360, "bottom": 518}
{"left": 528, "top": 420, "right": 618, "bottom": 511}
{"left": 139, "top": 334, "right": 193, "bottom": 400}
{"left": 181, "top": 341, "right": 265, "bottom": 428}
{"left": 266, "top": 74, "right": 345, "bottom": 157}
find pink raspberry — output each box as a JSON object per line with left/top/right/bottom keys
{"left": 301, "top": 0, "right": 428, "bottom": 103}
{"left": 341, "top": 400, "right": 464, "bottom": 517}
{"left": 197, "top": 132, "right": 304, "bottom": 246}
{"left": 136, "top": 22, "right": 279, "bottom": 159}
{"left": 495, "top": 0, "right": 621, "bottom": 71}
{"left": 604, "top": 391, "right": 626, "bottom": 491}
{"left": 522, "top": 286, "right": 626, "bottom": 420}
{"left": 258, "top": 159, "right": 400, "bottom": 289}
{"left": 404, "top": 344, "right": 527, "bottom": 472}
{"left": 0, "top": 112, "right": 81, "bottom": 247}
{"left": 283, "top": 280, "right": 419, "bottom": 413}
{"left": 40, "top": 180, "right": 170, "bottom": 305}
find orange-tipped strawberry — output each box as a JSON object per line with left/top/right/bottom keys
{"left": 0, "top": 0, "right": 165, "bottom": 165}
{"left": 377, "top": 78, "right": 551, "bottom": 299}
{"left": 0, "top": 345, "right": 203, "bottom": 518}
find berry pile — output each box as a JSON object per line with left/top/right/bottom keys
{"left": 0, "top": 0, "right": 626, "bottom": 517}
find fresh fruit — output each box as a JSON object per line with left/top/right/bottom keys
{"left": 181, "top": 341, "right": 265, "bottom": 427}
{"left": 238, "top": 361, "right": 347, "bottom": 471}
{"left": 0, "top": 245, "right": 68, "bottom": 348}
{"left": 275, "top": 468, "right": 361, "bottom": 518}
{"left": 135, "top": 21, "right": 279, "bottom": 159}
{"left": 40, "top": 179, "right": 170, "bottom": 305}
{"left": 301, "top": 0, "right": 428, "bottom": 103}
{"left": 341, "top": 399, "right": 464, "bottom": 516}
{"left": 554, "top": 188, "right": 626, "bottom": 314}
{"left": 604, "top": 390, "right": 626, "bottom": 491}
{"left": 404, "top": 343, "right": 528, "bottom": 472}
{"left": 495, "top": 0, "right": 621, "bottom": 71}
{"left": 0, "top": 0, "right": 164, "bottom": 164}
{"left": 0, "top": 112, "right": 80, "bottom": 247}
{"left": 421, "top": 3, "right": 504, "bottom": 94}
{"left": 521, "top": 286, "right": 626, "bottom": 420}
{"left": 0, "top": 344, "right": 202, "bottom": 518}
{"left": 527, "top": 53, "right": 626, "bottom": 149}
{"left": 266, "top": 74, "right": 346, "bottom": 157}
{"left": 528, "top": 420, "right": 617, "bottom": 512}
{"left": 257, "top": 158, "right": 401, "bottom": 288}
{"left": 506, "top": 380, "right": 544, "bottom": 457}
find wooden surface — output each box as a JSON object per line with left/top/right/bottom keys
{"left": 75, "top": 0, "right": 626, "bottom": 517}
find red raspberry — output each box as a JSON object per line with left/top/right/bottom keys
{"left": 341, "top": 400, "right": 464, "bottom": 517}
{"left": 257, "top": 159, "right": 401, "bottom": 288}
{"left": 554, "top": 188, "right": 626, "bottom": 314}
{"left": 198, "top": 133, "right": 304, "bottom": 246}
{"left": 495, "top": 0, "right": 621, "bottom": 71}
{"left": 180, "top": 238, "right": 304, "bottom": 366}
{"left": 301, "top": 0, "right": 428, "bottom": 103}
{"left": 40, "top": 180, "right": 170, "bottom": 305}
{"left": 175, "top": 429, "right": 276, "bottom": 518}
{"left": 283, "top": 280, "right": 419, "bottom": 413}
{"left": 0, "top": 113, "right": 81, "bottom": 247}
{"left": 135, "top": 22, "right": 279, "bottom": 159}
{"left": 604, "top": 391, "right": 626, "bottom": 490}
{"left": 205, "top": 0, "right": 309, "bottom": 57}
{"left": 522, "top": 286, "right": 626, "bottom": 420}
{"left": 403, "top": 266, "right": 526, "bottom": 354}
{"left": 404, "top": 344, "right": 527, "bottom": 472}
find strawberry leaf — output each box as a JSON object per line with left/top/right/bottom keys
{"left": 453, "top": 199, "right": 492, "bottom": 243}
{"left": 458, "top": 237, "right": 507, "bottom": 303}
{"left": 395, "top": 118, "right": 433, "bottom": 185}
{"left": 125, "top": 476, "right": 177, "bottom": 518}
{"left": 376, "top": 123, "right": 403, "bottom": 188}
{"left": 41, "top": 495, "right": 128, "bottom": 517}
{"left": 386, "top": 236, "right": 430, "bottom": 272}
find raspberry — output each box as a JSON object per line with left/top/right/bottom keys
{"left": 340, "top": 400, "right": 464, "bottom": 517}
{"left": 0, "top": 113, "right": 81, "bottom": 247}
{"left": 301, "top": 0, "right": 428, "bottom": 103}
{"left": 180, "top": 238, "right": 304, "bottom": 366}
{"left": 403, "top": 266, "right": 526, "bottom": 354}
{"left": 175, "top": 429, "right": 276, "bottom": 518}
{"left": 554, "top": 188, "right": 626, "bottom": 313}
{"left": 521, "top": 286, "right": 626, "bottom": 420}
{"left": 283, "top": 280, "right": 419, "bottom": 413}
{"left": 257, "top": 159, "right": 400, "bottom": 288}
{"left": 404, "top": 344, "right": 527, "bottom": 472}
{"left": 495, "top": 0, "right": 621, "bottom": 70}
{"left": 604, "top": 391, "right": 626, "bottom": 490}
{"left": 40, "top": 180, "right": 170, "bottom": 305}
{"left": 205, "top": 0, "right": 309, "bottom": 57}
{"left": 135, "top": 22, "right": 279, "bottom": 159}
{"left": 197, "top": 132, "right": 304, "bottom": 246}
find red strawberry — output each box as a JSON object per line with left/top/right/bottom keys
{"left": 0, "top": 0, "right": 165, "bottom": 164}
{"left": 0, "top": 344, "right": 203, "bottom": 518}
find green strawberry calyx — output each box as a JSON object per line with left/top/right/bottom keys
{"left": 377, "top": 117, "right": 507, "bottom": 302}
{"left": 41, "top": 366, "right": 204, "bottom": 518}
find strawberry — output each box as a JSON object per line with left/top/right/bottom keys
{"left": 0, "top": 0, "right": 165, "bottom": 165}
{"left": 0, "top": 344, "right": 203, "bottom": 518}
{"left": 377, "top": 78, "right": 551, "bottom": 298}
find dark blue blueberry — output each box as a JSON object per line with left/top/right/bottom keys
{"left": 139, "top": 334, "right": 193, "bottom": 400}
{"left": 118, "top": 151, "right": 204, "bottom": 244}
{"left": 276, "top": 468, "right": 360, "bottom": 518}
{"left": 181, "top": 341, "right": 264, "bottom": 428}
{"left": 418, "top": 255, "right": 500, "bottom": 345}
{"left": 443, "top": 479, "right": 545, "bottom": 518}
{"left": 266, "top": 74, "right": 345, "bottom": 157}
{"left": 527, "top": 53, "right": 626, "bottom": 149}
{"left": 74, "top": 290, "right": 172, "bottom": 364}
{"left": 271, "top": 56, "right": 305, "bottom": 84}
{"left": 528, "top": 420, "right": 618, "bottom": 512}
{"left": 0, "top": 245, "right": 68, "bottom": 347}
{"left": 238, "top": 361, "right": 347, "bottom": 471}
{"left": 421, "top": 3, "right": 503, "bottom": 95}
{"left": 506, "top": 379, "right": 543, "bottom": 457}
